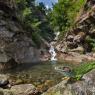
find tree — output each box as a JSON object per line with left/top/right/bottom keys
{"left": 15, "top": 0, "right": 54, "bottom": 47}
{"left": 49, "top": 0, "right": 86, "bottom": 37}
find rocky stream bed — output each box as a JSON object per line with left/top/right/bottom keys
{"left": 0, "top": 61, "right": 95, "bottom": 95}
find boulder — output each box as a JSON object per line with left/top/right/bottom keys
{"left": 70, "top": 69, "right": 95, "bottom": 95}
{"left": 11, "top": 84, "right": 38, "bottom": 95}
{"left": 0, "top": 84, "right": 40, "bottom": 95}
{"left": 0, "top": 74, "right": 9, "bottom": 88}
{"left": 42, "top": 79, "right": 72, "bottom": 95}
{"left": 66, "top": 35, "right": 74, "bottom": 42}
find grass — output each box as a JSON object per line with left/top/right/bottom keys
{"left": 73, "top": 61, "right": 95, "bottom": 80}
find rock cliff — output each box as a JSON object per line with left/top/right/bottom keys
{"left": 0, "top": 0, "right": 48, "bottom": 69}
{"left": 55, "top": 0, "right": 95, "bottom": 63}
{"left": 57, "top": 0, "right": 95, "bottom": 54}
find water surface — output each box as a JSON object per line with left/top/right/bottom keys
{"left": 1, "top": 61, "right": 79, "bottom": 91}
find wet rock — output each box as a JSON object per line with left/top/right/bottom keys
{"left": 11, "top": 84, "right": 38, "bottom": 95}
{"left": 0, "top": 74, "right": 9, "bottom": 88}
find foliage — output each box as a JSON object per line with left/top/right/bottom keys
{"left": 73, "top": 62, "right": 95, "bottom": 80}
{"left": 86, "top": 36, "right": 95, "bottom": 48}
{"left": 15, "top": 0, "right": 54, "bottom": 47}
{"left": 49, "top": 0, "right": 86, "bottom": 37}
{"left": 15, "top": 0, "right": 87, "bottom": 45}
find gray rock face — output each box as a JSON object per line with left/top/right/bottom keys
{"left": 71, "top": 69, "right": 95, "bottom": 95}
{"left": 57, "top": 0, "right": 95, "bottom": 53}
{"left": 0, "top": 3, "right": 41, "bottom": 69}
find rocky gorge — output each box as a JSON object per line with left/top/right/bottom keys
{"left": 0, "top": 0, "right": 95, "bottom": 95}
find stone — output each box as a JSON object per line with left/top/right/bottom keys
{"left": 0, "top": 20, "right": 6, "bottom": 26}
{"left": 67, "top": 41, "right": 78, "bottom": 49}
{"left": 0, "top": 88, "right": 13, "bottom": 95}
{"left": 0, "top": 74, "right": 9, "bottom": 88}
{"left": 69, "top": 46, "right": 84, "bottom": 53}
{"left": 7, "top": 21, "right": 20, "bottom": 32}
{"left": 42, "top": 79, "right": 72, "bottom": 95}
{"left": 82, "top": 69, "right": 95, "bottom": 85}
{"left": 67, "top": 35, "right": 74, "bottom": 42}
{"left": 11, "top": 84, "right": 37, "bottom": 95}
{"left": 57, "top": 51, "right": 95, "bottom": 63}
{"left": 0, "top": 27, "right": 14, "bottom": 38}
{"left": 0, "top": 53, "right": 11, "bottom": 63}
{"left": 70, "top": 69, "right": 95, "bottom": 95}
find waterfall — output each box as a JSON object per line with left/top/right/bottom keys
{"left": 49, "top": 32, "right": 60, "bottom": 61}
{"left": 49, "top": 44, "right": 57, "bottom": 61}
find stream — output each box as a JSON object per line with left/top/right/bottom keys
{"left": 0, "top": 32, "right": 79, "bottom": 92}
{"left": 1, "top": 61, "right": 78, "bottom": 92}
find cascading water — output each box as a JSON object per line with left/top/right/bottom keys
{"left": 49, "top": 32, "right": 60, "bottom": 61}
{"left": 49, "top": 44, "right": 57, "bottom": 61}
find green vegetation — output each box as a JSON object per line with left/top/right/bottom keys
{"left": 73, "top": 62, "right": 95, "bottom": 80}
{"left": 15, "top": 0, "right": 86, "bottom": 44}
{"left": 49, "top": 0, "right": 86, "bottom": 38}
{"left": 15, "top": 0, "right": 54, "bottom": 48}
